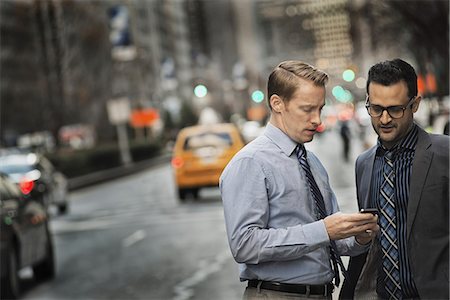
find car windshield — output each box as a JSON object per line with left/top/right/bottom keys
{"left": 183, "top": 132, "right": 232, "bottom": 150}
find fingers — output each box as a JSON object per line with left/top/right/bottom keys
{"left": 329, "top": 212, "right": 378, "bottom": 223}
{"left": 355, "top": 223, "right": 380, "bottom": 234}
{"left": 347, "top": 212, "right": 378, "bottom": 222}
{"left": 355, "top": 232, "right": 375, "bottom": 245}
{"left": 332, "top": 216, "right": 378, "bottom": 236}
{"left": 344, "top": 213, "right": 379, "bottom": 227}
{"left": 332, "top": 213, "right": 379, "bottom": 228}
{"left": 324, "top": 213, "right": 380, "bottom": 240}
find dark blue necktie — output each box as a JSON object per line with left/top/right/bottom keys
{"left": 296, "top": 144, "right": 347, "bottom": 286}
{"left": 377, "top": 151, "right": 402, "bottom": 300}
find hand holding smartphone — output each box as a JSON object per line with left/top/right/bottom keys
{"left": 359, "top": 208, "right": 379, "bottom": 236}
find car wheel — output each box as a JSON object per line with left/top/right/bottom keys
{"left": 178, "top": 188, "right": 187, "bottom": 201}
{"left": 1, "top": 244, "right": 20, "bottom": 299}
{"left": 33, "top": 232, "right": 55, "bottom": 281}
{"left": 191, "top": 188, "right": 199, "bottom": 199}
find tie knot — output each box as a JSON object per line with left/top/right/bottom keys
{"left": 296, "top": 144, "right": 307, "bottom": 159}
{"left": 384, "top": 151, "right": 395, "bottom": 162}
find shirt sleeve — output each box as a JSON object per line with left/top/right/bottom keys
{"left": 295, "top": 153, "right": 371, "bottom": 257}
{"left": 220, "top": 156, "right": 330, "bottom": 264}
{"left": 335, "top": 236, "right": 371, "bottom": 256}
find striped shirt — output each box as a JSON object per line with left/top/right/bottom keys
{"left": 370, "top": 124, "right": 419, "bottom": 298}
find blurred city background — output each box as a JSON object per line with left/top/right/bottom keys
{"left": 0, "top": 0, "right": 448, "bottom": 299}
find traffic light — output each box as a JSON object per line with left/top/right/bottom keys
{"left": 342, "top": 69, "right": 355, "bottom": 82}
{"left": 251, "top": 90, "right": 265, "bottom": 103}
{"left": 194, "top": 84, "right": 208, "bottom": 98}
{"left": 332, "top": 85, "right": 353, "bottom": 103}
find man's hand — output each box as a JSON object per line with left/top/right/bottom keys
{"left": 323, "top": 212, "right": 379, "bottom": 241}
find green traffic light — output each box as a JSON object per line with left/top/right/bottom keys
{"left": 194, "top": 84, "right": 208, "bottom": 98}
{"left": 332, "top": 86, "right": 345, "bottom": 98}
{"left": 251, "top": 90, "right": 264, "bottom": 103}
{"left": 342, "top": 69, "right": 355, "bottom": 82}
{"left": 332, "top": 85, "right": 353, "bottom": 103}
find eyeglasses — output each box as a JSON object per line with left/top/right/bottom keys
{"left": 365, "top": 96, "right": 416, "bottom": 119}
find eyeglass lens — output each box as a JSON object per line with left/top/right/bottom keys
{"left": 368, "top": 105, "right": 404, "bottom": 118}
{"left": 366, "top": 97, "right": 415, "bottom": 119}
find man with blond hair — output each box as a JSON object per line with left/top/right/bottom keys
{"left": 220, "top": 60, "right": 379, "bottom": 299}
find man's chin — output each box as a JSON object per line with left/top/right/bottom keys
{"left": 302, "top": 136, "right": 314, "bottom": 143}
{"left": 377, "top": 132, "right": 398, "bottom": 147}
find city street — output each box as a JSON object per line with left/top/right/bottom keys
{"left": 21, "top": 129, "right": 367, "bottom": 300}
{"left": 1, "top": 1, "right": 447, "bottom": 299}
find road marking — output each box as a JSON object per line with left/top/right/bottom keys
{"left": 173, "top": 250, "right": 230, "bottom": 300}
{"left": 122, "top": 229, "right": 147, "bottom": 247}
{"left": 51, "top": 209, "right": 225, "bottom": 233}
{"left": 50, "top": 219, "right": 113, "bottom": 232}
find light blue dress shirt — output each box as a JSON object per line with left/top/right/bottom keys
{"left": 220, "top": 123, "right": 368, "bottom": 285}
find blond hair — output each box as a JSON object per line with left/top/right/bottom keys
{"left": 267, "top": 60, "right": 328, "bottom": 110}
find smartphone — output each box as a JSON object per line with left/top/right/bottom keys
{"left": 360, "top": 208, "right": 378, "bottom": 215}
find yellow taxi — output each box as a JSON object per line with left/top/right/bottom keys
{"left": 171, "top": 123, "right": 245, "bottom": 200}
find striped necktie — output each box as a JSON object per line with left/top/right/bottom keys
{"left": 377, "top": 151, "right": 402, "bottom": 299}
{"left": 296, "top": 144, "right": 347, "bottom": 286}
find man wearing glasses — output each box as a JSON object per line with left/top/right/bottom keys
{"left": 340, "top": 59, "right": 449, "bottom": 300}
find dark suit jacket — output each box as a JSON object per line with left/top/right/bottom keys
{"left": 340, "top": 126, "right": 449, "bottom": 299}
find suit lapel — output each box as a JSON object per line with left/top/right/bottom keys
{"left": 360, "top": 148, "right": 377, "bottom": 208}
{"left": 407, "top": 129, "right": 432, "bottom": 240}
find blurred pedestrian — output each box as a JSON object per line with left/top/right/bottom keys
{"left": 220, "top": 60, "right": 379, "bottom": 300}
{"left": 339, "top": 120, "right": 351, "bottom": 162}
{"left": 340, "top": 59, "right": 449, "bottom": 300}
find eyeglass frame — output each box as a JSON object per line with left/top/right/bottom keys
{"left": 365, "top": 95, "right": 416, "bottom": 119}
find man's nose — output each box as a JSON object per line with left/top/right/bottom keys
{"left": 380, "top": 110, "right": 392, "bottom": 124}
{"left": 312, "top": 111, "right": 322, "bottom": 125}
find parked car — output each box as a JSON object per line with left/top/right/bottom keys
{"left": 0, "top": 173, "right": 55, "bottom": 299}
{"left": 171, "top": 123, "right": 245, "bottom": 200}
{"left": 0, "top": 151, "right": 69, "bottom": 214}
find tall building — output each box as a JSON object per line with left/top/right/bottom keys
{"left": 195, "top": 0, "right": 239, "bottom": 117}
{"left": 1, "top": 0, "right": 115, "bottom": 145}
{"left": 255, "top": 0, "right": 354, "bottom": 79}
{"left": 1, "top": 0, "right": 52, "bottom": 145}
{"left": 51, "top": 1, "right": 113, "bottom": 135}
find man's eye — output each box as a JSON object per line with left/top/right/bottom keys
{"left": 371, "top": 105, "right": 383, "bottom": 113}
{"left": 302, "top": 107, "right": 313, "bottom": 112}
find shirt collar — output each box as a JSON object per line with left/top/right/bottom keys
{"left": 264, "top": 122, "right": 298, "bottom": 157}
{"left": 377, "top": 123, "right": 419, "bottom": 155}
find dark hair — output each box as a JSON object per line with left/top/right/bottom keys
{"left": 267, "top": 60, "right": 328, "bottom": 110}
{"left": 366, "top": 58, "right": 418, "bottom": 99}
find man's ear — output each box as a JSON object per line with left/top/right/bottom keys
{"left": 412, "top": 95, "right": 422, "bottom": 113}
{"left": 270, "top": 95, "right": 284, "bottom": 113}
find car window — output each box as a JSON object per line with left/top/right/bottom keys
{"left": 183, "top": 132, "right": 232, "bottom": 150}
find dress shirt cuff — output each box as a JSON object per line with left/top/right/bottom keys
{"left": 334, "top": 236, "right": 371, "bottom": 256}
{"left": 301, "top": 219, "right": 330, "bottom": 246}
{"left": 350, "top": 236, "right": 371, "bottom": 254}
{"left": 353, "top": 236, "right": 371, "bottom": 247}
